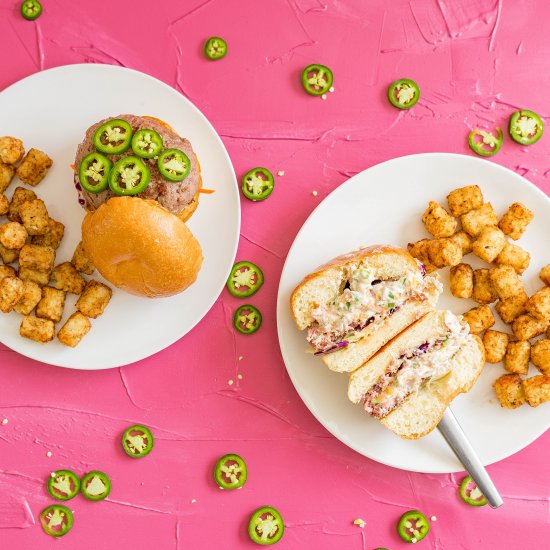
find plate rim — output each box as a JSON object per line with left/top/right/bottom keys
{"left": 276, "top": 152, "right": 550, "bottom": 473}
{"left": 0, "top": 63, "right": 241, "bottom": 370}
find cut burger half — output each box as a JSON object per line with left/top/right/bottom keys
{"left": 348, "top": 310, "right": 485, "bottom": 439}
{"left": 290, "top": 245, "right": 442, "bottom": 373}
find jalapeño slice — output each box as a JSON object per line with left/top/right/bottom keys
{"left": 47, "top": 470, "right": 81, "bottom": 501}
{"left": 81, "top": 471, "right": 111, "bottom": 501}
{"left": 78, "top": 152, "right": 112, "bottom": 193}
{"left": 459, "top": 475, "right": 488, "bottom": 507}
{"left": 242, "top": 167, "right": 274, "bottom": 201}
{"left": 204, "top": 37, "right": 228, "bottom": 60}
{"left": 109, "top": 156, "right": 150, "bottom": 195}
{"left": 468, "top": 128, "right": 503, "bottom": 157}
{"left": 20, "top": 0, "right": 42, "bottom": 20}
{"left": 397, "top": 510, "right": 430, "bottom": 543}
{"left": 509, "top": 110, "right": 543, "bottom": 145}
{"left": 122, "top": 424, "right": 154, "bottom": 458}
{"left": 388, "top": 78, "right": 420, "bottom": 109}
{"left": 301, "top": 64, "right": 333, "bottom": 96}
{"left": 93, "top": 119, "right": 132, "bottom": 155}
{"left": 233, "top": 305, "right": 262, "bottom": 335}
{"left": 158, "top": 148, "right": 190, "bottom": 182}
{"left": 131, "top": 129, "right": 163, "bottom": 159}
{"left": 214, "top": 453, "right": 248, "bottom": 489}
{"left": 227, "top": 261, "right": 264, "bottom": 298}
{"left": 39, "top": 504, "right": 73, "bottom": 537}
{"left": 248, "top": 506, "right": 284, "bottom": 545}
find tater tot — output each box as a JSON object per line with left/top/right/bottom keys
{"left": 36, "top": 287, "right": 66, "bottom": 323}
{"left": 504, "top": 340, "right": 530, "bottom": 375}
{"left": 407, "top": 239, "right": 438, "bottom": 273}
{"left": 18, "top": 267, "right": 50, "bottom": 287}
{"left": 13, "top": 280, "right": 42, "bottom": 315}
{"left": 522, "top": 375, "right": 550, "bottom": 407}
{"left": 0, "top": 265, "right": 16, "bottom": 281}
{"left": 446, "top": 185, "right": 484, "bottom": 217}
{"left": 472, "top": 269, "right": 498, "bottom": 304}
{"left": 15, "top": 148, "right": 53, "bottom": 187}
{"left": 0, "top": 222, "right": 28, "bottom": 250}
{"left": 75, "top": 280, "right": 112, "bottom": 318}
{"left": 460, "top": 202, "right": 498, "bottom": 237}
{"left": 498, "top": 202, "right": 534, "bottom": 240}
{"left": 31, "top": 218, "right": 65, "bottom": 250}
{"left": 489, "top": 265, "right": 524, "bottom": 301}
{"left": 525, "top": 287, "right": 550, "bottom": 322}
{"left": 0, "top": 276, "right": 24, "bottom": 313}
{"left": 448, "top": 230, "right": 473, "bottom": 255}
{"left": 421, "top": 201, "right": 458, "bottom": 238}
{"left": 495, "top": 292, "right": 528, "bottom": 324}
{"left": 57, "top": 312, "right": 92, "bottom": 348}
{"left": 495, "top": 242, "right": 530, "bottom": 274}
{"left": 71, "top": 241, "right": 95, "bottom": 275}
{"left": 493, "top": 374, "right": 525, "bottom": 409}
{"left": 427, "top": 238, "right": 462, "bottom": 268}
{"left": 19, "top": 199, "right": 50, "bottom": 236}
{"left": 472, "top": 226, "right": 506, "bottom": 263}
{"left": 19, "top": 315, "right": 55, "bottom": 343}
{"left": 512, "top": 314, "right": 548, "bottom": 341}
{"left": 18, "top": 244, "right": 55, "bottom": 273}
{"left": 0, "top": 241, "right": 19, "bottom": 264}
{"left": 462, "top": 305, "right": 495, "bottom": 334}
{"left": 0, "top": 137, "right": 25, "bottom": 165}
{"left": 531, "top": 339, "right": 550, "bottom": 375}
{"left": 0, "top": 162, "right": 15, "bottom": 194}
{"left": 50, "top": 262, "right": 86, "bottom": 294}
{"left": 540, "top": 264, "right": 550, "bottom": 286}
{"left": 0, "top": 193, "right": 9, "bottom": 215}
{"left": 482, "top": 330, "right": 509, "bottom": 363}
{"left": 8, "top": 187, "right": 36, "bottom": 222}
{"left": 450, "top": 263, "right": 473, "bottom": 299}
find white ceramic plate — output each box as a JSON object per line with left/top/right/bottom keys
{"left": 277, "top": 153, "right": 550, "bottom": 473}
{"left": 0, "top": 64, "right": 240, "bottom": 369}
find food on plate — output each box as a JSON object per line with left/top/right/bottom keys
{"left": 0, "top": 265, "right": 16, "bottom": 280}
{"left": 74, "top": 115, "right": 203, "bottom": 222}
{"left": 531, "top": 339, "right": 550, "bottom": 375}
{"left": 0, "top": 137, "right": 25, "bottom": 165}
{"left": 504, "top": 340, "right": 530, "bottom": 375}
{"left": 204, "top": 36, "right": 228, "bottom": 60}
{"left": 302, "top": 64, "right": 333, "bottom": 96}
{"left": 495, "top": 242, "right": 530, "bottom": 274}
{"left": 0, "top": 276, "right": 24, "bottom": 313}
{"left": 291, "top": 246, "right": 441, "bottom": 373}
{"left": 16, "top": 148, "right": 53, "bottom": 186}
{"left": 494, "top": 292, "right": 528, "bottom": 324}
{"left": 18, "top": 267, "right": 49, "bottom": 286}
{"left": 347, "top": 311, "right": 484, "bottom": 439}
{"left": 227, "top": 261, "right": 264, "bottom": 298}
{"left": 468, "top": 128, "right": 503, "bottom": 157}
{"left": 512, "top": 314, "right": 547, "bottom": 341}
{"left": 523, "top": 375, "right": 550, "bottom": 407}
{"left": 18, "top": 244, "right": 55, "bottom": 273}
{"left": 493, "top": 373, "right": 525, "bottom": 408}
{"left": 0, "top": 222, "right": 28, "bottom": 249}
{"left": 461, "top": 305, "right": 494, "bottom": 335}
{"left": 19, "top": 315, "right": 55, "bottom": 343}
{"left": 233, "top": 305, "right": 262, "bottom": 335}
{"left": 460, "top": 202, "right": 498, "bottom": 237}
{"left": 82, "top": 197, "right": 203, "bottom": 297}
{"left": 31, "top": 218, "right": 65, "bottom": 249}
{"left": 472, "top": 268, "right": 498, "bottom": 304}
{"left": 76, "top": 280, "right": 112, "bottom": 318}
{"left": 71, "top": 241, "right": 95, "bottom": 275}
{"left": 459, "top": 476, "right": 487, "bottom": 506}
{"left": 57, "top": 312, "right": 92, "bottom": 347}
{"left": 0, "top": 164, "right": 15, "bottom": 193}
{"left": 450, "top": 263, "right": 473, "bottom": 299}
{"left": 8, "top": 187, "right": 36, "bottom": 222}
{"left": 0, "top": 241, "right": 19, "bottom": 264}
{"left": 18, "top": 198, "right": 49, "bottom": 235}
{"left": 482, "top": 330, "right": 509, "bottom": 364}
{"left": 540, "top": 264, "right": 550, "bottom": 286}
{"left": 446, "top": 185, "right": 483, "bottom": 217}
{"left": 421, "top": 201, "right": 457, "bottom": 238}
{"left": 50, "top": 262, "right": 86, "bottom": 294}
{"left": 498, "top": 202, "right": 534, "bottom": 240}
{"left": 20, "top": 0, "right": 42, "bottom": 21}
{"left": 80, "top": 471, "right": 111, "bottom": 501}
{"left": 448, "top": 230, "right": 473, "bottom": 255}
{"left": 36, "top": 286, "right": 66, "bottom": 323}
{"left": 397, "top": 510, "right": 430, "bottom": 543}
{"left": 0, "top": 194, "right": 9, "bottom": 215}
{"left": 472, "top": 226, "right": 506, "bottom": 263}
{"left": 39, "top": 504, "right": 73, "bottom": 538}
{"left": 427, "top": 238, "right": 462, "bottom": 267}
{"left": 214, "top": 453, "right": 247, "bottom": 489}
{"left": 525, "top": 287, "right": 550, "bottom": 321}
{"left": 387, "top": 78, "right": 420, "bottom": 110}
{"left": 242, "top": 167, "right": 275, "bottom": 201}
{"left": 121, "top": 425, "right": 154, "bottom": 458}
{"left": 47, "top": 470, "right": 81, "bottom": 501}
{"left": 248, "top": 506, "right": 284, "bottom": 545}
{"left": 13, "top": 281, "right": 41, "bottom": 315}
{"left": 488, "top": 265, "right": 524, "bottom": 301}
{"left": 508, "top": 109, "right": 543, "bottom": 145}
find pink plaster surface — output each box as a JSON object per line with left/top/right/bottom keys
{"left": 1, "top": 0, "right": 549, "bottom": 548}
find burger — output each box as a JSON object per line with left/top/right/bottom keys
{"left": 75, "top": 115, "right": 204, "bottom": 298}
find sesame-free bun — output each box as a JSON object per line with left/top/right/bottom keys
{"left": 82, "top": 197, "right": 203, "bottom": 298}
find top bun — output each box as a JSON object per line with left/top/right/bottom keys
{"left": 82, "top": 197, "right": 203, "bottom": 298}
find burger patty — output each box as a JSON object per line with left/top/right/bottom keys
{"left": 74, "top": 114, "right": 201, "bottom": 215}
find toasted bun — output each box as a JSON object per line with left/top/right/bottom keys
{"left": 82, "top": 197, "right": 203, "bottom": 298}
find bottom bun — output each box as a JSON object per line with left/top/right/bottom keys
{"left": 82, "top": 197, "right": 203, "bottom": 298}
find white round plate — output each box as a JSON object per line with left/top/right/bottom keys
{"left": 277, "top": 153, "right": 550, "bottom": 473}
{"left": 0, "top": 64, "right": 240, "bottom": 369}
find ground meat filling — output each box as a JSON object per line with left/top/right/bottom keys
{"left": 307, "top": 265, "right": 432, "bottom": 355}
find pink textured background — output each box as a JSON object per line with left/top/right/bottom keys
{"left": 1, "top": 0, "right": 549, "bottom": 548}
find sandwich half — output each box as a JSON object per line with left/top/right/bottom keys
{"left": 290, "top": 245, "right": 441, "bottom": 373}
{"left": 348, "top": 310, "right": 485, "bottom": 439}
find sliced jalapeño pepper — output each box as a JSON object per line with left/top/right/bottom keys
{"left": 39, "top": 504, "right": 73, "bottom": 537}
{"left": 131, "top": 129, "right": 164, "bottom": 159}
{"left": 78, "top": 152, "right": 112, "bottom": 193}
{"left": 205, "top": 37, "right": 228, "bottom": 60}
{"left": 301, "top": 64, "right": 333, "bottom": 96}
{"left": 47, "top": 470, "right": 81, "bottom": 501}
{"left": 109, "top": 156, "right": 150, "bottom": 195}
{"left": 248, "top": 506, "right": 284, "bottom": 545}
{"left": 509, "top": 110, "right": 543, "bottom": 145}
{"left": 93, "top": 119, "right": 133, "bottom": 155}
{"left": 122, "top": 424, "right": 154, "bottom": 458}
{"left": 459, "top": 475, "right": 487, "bottom": 507}
{"left": 214, "top": 453, "right": 248, "bottom": 489}
{"left": 234, "top": 305, "right": 262, "bottom": 335}
{"left": 397, "top": 510, "right": 430, "bottom": 543}
{"left": 81, "top": 470, "right": 111, "bottom": 501}
{"left": 242, "top": 168, "right": 275, "bottom": 201}
{"left": 158, "top": 148, "right": 190, "bottom": 182}
{"left": 20, "top": 0, "right": 42, "bottom": 20}
{"left": 388, "top": 78, "right": 420, "bottom": 109}
{"left": 227, "top": 261, "right": 264, "bottom": 298}
{"left": 468, "top": 128, "right": 503, "bottom": 157}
